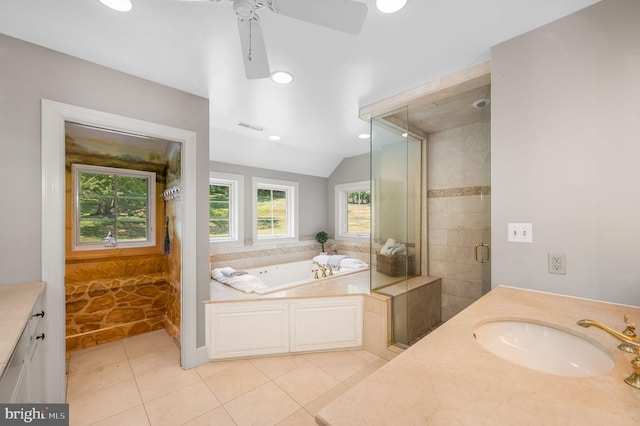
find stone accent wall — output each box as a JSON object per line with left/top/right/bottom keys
{"left": 65, "top": 255, "right": 169, "bottom": 352}
{"left": 65, "top": 272, "right": 168, "bottom": 351}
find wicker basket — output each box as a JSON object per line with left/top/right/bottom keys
{"left": 376, "top": 253, "right": 415, "bottom": 277}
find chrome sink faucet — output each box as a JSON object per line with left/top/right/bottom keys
{"left": 577, "top": 316, "right": 640, "bottom": 389}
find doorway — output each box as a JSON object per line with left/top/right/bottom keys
{"left": 41, "top": 100, "right": 199, "bottom": 402}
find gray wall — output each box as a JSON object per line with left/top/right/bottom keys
{"left": 327, "top": 153, "right": 370, "bottom": 236}
{"left": 491, "top": 0, "right": 640, "bottom": 305}
{"left": 210, "top": 161, "right": 328, "bottom": 239}
{"left": 0, "top": 34, "right": 210, "bottom": 342}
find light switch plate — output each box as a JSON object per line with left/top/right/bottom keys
{"left": 508, "top": 223, "right": 533, "bottom": 243}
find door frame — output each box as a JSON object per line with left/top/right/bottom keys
{"left": 41, "top": 99, "right": 199, "bottom": 402}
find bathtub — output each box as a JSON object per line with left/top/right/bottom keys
{"left": 243, "top": 256, "right": 368, "bottom": 295}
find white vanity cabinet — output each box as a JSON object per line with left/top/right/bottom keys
{"left": 205, "top": 296, "right": 363, "bottom": 360}
{"left": 0, "top": 283, "right": 46, "bottom": 403}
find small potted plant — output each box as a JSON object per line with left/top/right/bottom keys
{"left": 315, "top": 231, "right": 328, "bottom": 254}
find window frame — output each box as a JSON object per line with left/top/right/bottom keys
{"left": 252, "top": 177, "right": 299, "bottom": 244}
{"left": 335, "top": 180, "right": 371, "bottom": 241}
{"left": 209, "top": 172, "right": 244, "bottom": 246}
{"left": 71, "top": 164, "right": 156, "bottom": 251}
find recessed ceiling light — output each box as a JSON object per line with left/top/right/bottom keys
{"left": 270, "top": 71, "right": 293, "bottom": 84}
{"left": 269, "top": 135, "right": 281, "bottom": 141}
{"left": 98, "top": 0, "right": 132, "bottom": 12}
{"left": 376, "top": 0, "right": 407, "bottom": 14}
{"left": 358, "top": 133, "right": 370, "bottom": 139}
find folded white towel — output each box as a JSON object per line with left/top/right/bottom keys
{"left": 380, "top": 238, "right": 396, "bottom": 255}
{"left": 380, "top": 238, "right": 407, "bottom": 256}
{"left": 313, "top": 254, "right": 329, "bottom": 265}
{"left": 211, "top": 268, "right": 269, "bottom": 293}
{"left": 340, "top": 258, "right": 369, "bottom": 269}
{"left": 218, "top": 267, "right": 236, "bottom": 277}
{"left": 327, "top": 255, "right": 348, "bottom": 268}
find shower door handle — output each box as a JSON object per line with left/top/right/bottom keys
{"left": 475, "top": 243, "right": 490, "bottom": 263}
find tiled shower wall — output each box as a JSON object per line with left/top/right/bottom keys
{"left": 427, "top": 121, "right": 491, "bottom": 321}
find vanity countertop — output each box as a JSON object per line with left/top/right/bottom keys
{"left": 316, "top": 286, "right": 640, "bottom": 425}
{"left": 0, "top": 282, "right": 45, "bottom": 377}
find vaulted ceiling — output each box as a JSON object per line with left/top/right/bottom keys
{"left": 0, "top": 0, "right": 599, "bottom": 176}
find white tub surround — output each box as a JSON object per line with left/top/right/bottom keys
{"left": 205, "top": 296, "right": 363, "bottom": 359}
{"left": 316, "top": 286, "right": 640, "bottom": 425}
{"left": 205, "top": 270, "right": 369, "bottom": 360}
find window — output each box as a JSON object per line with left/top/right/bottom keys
{"left": 253, "top": 178, "right": 298, "bottom": 242}
{"left": 336, "top": 181, "right": 371, "bottom": 240}
{"left": 209, "top": 172, "right": 243, "bottom": 245}
{"left": 72, "top": 164, "right": 156, "bottom": 250}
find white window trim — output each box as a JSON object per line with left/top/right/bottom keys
{"left": 209, "top": 171, "right": 244, "bottom": 247}
{"left": 335, "top": 180, "right": 371, "bottom": 241}
{"left": 252, "top": 177, "right": 299, "bottom": 244}
{"left": 72, "top": 164, "right": 156, "bottom": 251}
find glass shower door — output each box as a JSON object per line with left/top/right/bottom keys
{"left": 370, "top": 107, "right": 422, "bottom": 347}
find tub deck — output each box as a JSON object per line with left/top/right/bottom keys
{"left": 207, "top": 270, "right": 372, "bottom": 303}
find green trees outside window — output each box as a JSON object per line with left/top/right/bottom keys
{"left": 210, "top": 184, "right": 231, "bottom": 238}
{"left": 257, "top": 188, "right": 288, "bottom": 236}
{"left": 76, "top": 167, "right": 152, "bottom": 245}
{"left": 346, "top": 190, "right": 371, "bottom": 235}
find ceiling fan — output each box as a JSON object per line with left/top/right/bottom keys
{"left": 188, "top": 0, "right": 368, "bottom": 79}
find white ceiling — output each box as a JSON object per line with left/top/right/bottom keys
{"left": 0, "top": 0, "right": 599, "bottom": 177}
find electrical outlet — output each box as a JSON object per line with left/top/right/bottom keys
{"left": 548, "top": 253, "right": 566, "bottom": 275}
{"left": 508, "top": 223, "right": 533, "bottom": 243}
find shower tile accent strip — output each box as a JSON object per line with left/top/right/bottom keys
{"left": 427, "top": 186, "right": 491, "bottom": 198}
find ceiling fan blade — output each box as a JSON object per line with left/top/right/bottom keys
{"left": 272, "top": 0, "right": 367, "bottom": 35}
{"left": 237, "top": 18, "right": 271, "bottom": 79}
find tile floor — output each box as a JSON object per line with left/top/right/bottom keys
{"left": 67, "top": 330, "right": 387, "bottom": 425}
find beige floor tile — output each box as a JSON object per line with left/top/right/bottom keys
{"left": 123, "top": 329, "right": 176, "bottom": 360}
{"left": 91, "top": 405, "right": 150, "bottom": 426}
{"left": 303, "top": 383, "right": 348, "bottom": 416}
{"left": 348, "top": 349, "right": 381, "bottom": 363}
{"left": 203, "top": 362, "right": 270, "bottom": 404}
{"left": 68, "top": 378, "right": 141, "bottom": 426}
{"left": 144, "top": 381, "right": 221, "bottom": 426}
{"left": 128, "top": 343, "right": 180, "bottom": 375}
{"left": 277, "top": 408, "right": 317, "bottom": 426}
{"left": 195, "top": 358, "right": 249, "bottom": 379}
{"left": 68, "top": 341, "right": 128, "bottom": 375}
{"left": 273, "top": 363, "right": 341, "bottom": 406}
{"left": 249, "top": 354, "right": 309, "bottom": 379}
{"left": 66, "top": 360, "right": 133, "bottom": 401}
{"left": 224, "top": 382, "right": 300, "bottom": 426}
{"left": 342, "top": 358, "right": 388, "bottom": 388}
{"left": 135, "top": 362, "right": 202, "bottom": 402}
{"left": 308, "top": 351, "right": 372, "bottom": 382}
{"left": 183, "top": 406, "right": 236, "bottom": 426}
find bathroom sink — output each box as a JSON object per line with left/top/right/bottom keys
{"left": 473, "top": 320, "right": 614, "bottom": 377}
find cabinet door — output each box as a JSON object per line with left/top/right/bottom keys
{"left": 26, "top": 317, "right": 45, "bottom": 403}
{"left": 206, "top": 302, "right": 289, "bottom": 360}
{"left": 290, "top": 297, "right": 363, "bottom": 352}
